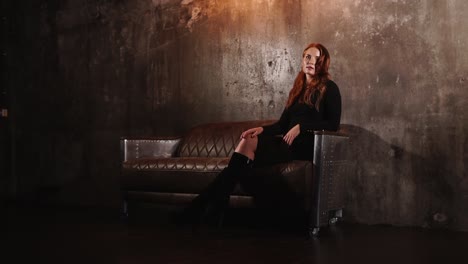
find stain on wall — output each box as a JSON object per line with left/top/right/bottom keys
{"left": 5, "top": 0, "right": 468, "bottom": 231}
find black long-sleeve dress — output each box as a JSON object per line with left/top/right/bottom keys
{"left": 254, "top": 80, "right": 341, "bottom": 165}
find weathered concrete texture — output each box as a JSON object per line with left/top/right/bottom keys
{"left": 320, "top": 0, "right": 468, "bottom": 231}
{"left": 7, "top": 0, "right": 468, "bottom": 231}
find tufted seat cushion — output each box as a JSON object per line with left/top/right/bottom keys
{"left": 122, "top": 157, "right": 230, "bottom": 194}
{"left": 123, "top": 157, "right": 229, "bottom": 172}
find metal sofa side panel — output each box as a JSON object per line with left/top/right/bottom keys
{"left": 311, "top": 133, "right": 350, "bottom": 228}
{"left": 120, "top": 138, "right": 182, "bottom": 162}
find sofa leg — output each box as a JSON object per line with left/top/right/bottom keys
{"left": 335, "top": 209, "right": 343, "bottom": 218}
{"left": 308, "top": 227, "right": 320, "bottom": 238}
{"left": 328, "top": 209, "right": 343, "bottom": 225}
{"left": 307, "top": 209, "right": 320, "bottom": 238}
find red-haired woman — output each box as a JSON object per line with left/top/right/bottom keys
{"left": 176, "top": 43, "right": 342, "bottom": 225}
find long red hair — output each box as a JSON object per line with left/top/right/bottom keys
{"left": 285, "top": 43, "right": 331, "bottom": 110}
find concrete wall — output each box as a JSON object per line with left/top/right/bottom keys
{"left": 6, "top": 0, "right": 468, "bottom": 231}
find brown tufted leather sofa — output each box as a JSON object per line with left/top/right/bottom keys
{"left": 120, "top": 120, "right": 350, "bottom": 236}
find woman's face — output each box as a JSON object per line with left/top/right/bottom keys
{"left": 302, "top": 47, "right": 321, "bottom": 79}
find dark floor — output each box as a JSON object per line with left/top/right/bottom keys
{"left": 5, "top": 203, "right": 468, "bottom": 264}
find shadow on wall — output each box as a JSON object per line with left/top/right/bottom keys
{"left": 341, "top": 124, "right": 460, "bottom": 230}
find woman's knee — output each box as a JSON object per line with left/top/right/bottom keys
{"left": 235, "top": 136, "right": 258, "bottom": 159}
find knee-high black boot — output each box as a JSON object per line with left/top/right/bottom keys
{"left": 175, "top": 152, "right": 253, "bottom": 224}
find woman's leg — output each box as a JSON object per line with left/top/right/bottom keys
{"left": 175, "top": 136, "right": 259, "bottom": 225}
{"left": 234, "top": 136, "right": 258, "bottom": 161}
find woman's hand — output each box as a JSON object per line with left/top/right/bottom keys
{"left": 241, "top": 127, "right": 264, "bottom": 139}
{"left": 283, "top": 124, "right": 300, "bottom": 145}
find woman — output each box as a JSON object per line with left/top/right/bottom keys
{"left": 176, "top": 43, "right": 341, "bottom": 225}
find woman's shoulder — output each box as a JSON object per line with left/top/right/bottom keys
{"left": 324, "top": 79, "right": 340, "bottom": 95}
{"left": 325, "top": 79, "right": 339, "bottom": 89}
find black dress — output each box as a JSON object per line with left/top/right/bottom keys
{"left": 254, "top": 80, "right": 341, "bottom": 166}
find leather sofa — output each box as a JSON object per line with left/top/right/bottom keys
{"left": 120, "top": 120, "right": 350, "bottom": 236}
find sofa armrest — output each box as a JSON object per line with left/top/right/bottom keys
{"left": 120, "top": 137, "right": 182, "bottom": 162}
{"left": 310, "top": 131, "right": 350, "bottom": 227}
{"left": 313, "top": 130, "right": 350, "bottom": 162}
{"left": 313, "top": 130, "right": 348, "bottom": 137}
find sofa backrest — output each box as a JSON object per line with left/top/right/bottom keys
{"left": 178, "top": 120, "right": 275, "bottom": 158}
